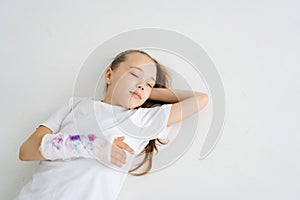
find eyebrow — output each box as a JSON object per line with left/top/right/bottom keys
{"left": 129, "top": 66, "right": 156, "bottom": 82}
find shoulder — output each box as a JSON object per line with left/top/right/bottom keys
{"left": 67, "top": 96, "right": 93, "bottom": 110}
{"left": 132, "top": 104, "right": 172, "bottom": 120}
{"left": 69, "top": 96, "right": 92, "bottom": 103}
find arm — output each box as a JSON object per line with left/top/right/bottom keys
{"left": 149, "top": 88, "right": 209, "bottom": 126}
{"left": 19, "top": 125, "right": 51, "bottom": 161}
{"left": 19, "top": 125, "right": 135, "bottom": 167}
{"left": 19, "top": 125, "right": 112, "bottom": 162}
{"left": 18, "top": 97, "right": 81, "bottom": 161}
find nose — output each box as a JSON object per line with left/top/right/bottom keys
{"left": 137, "top": 84, "right": 144, "bottom": 90}
{"left": 136, "top": 79, "right": 146, "bottom": 90}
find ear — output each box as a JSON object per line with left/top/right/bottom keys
{"left": 105, "top": 67, "right": 112, "bottom": 85}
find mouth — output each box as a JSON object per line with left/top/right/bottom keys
{"left": 130, "top": 91, "right": 141, "bottom": 100}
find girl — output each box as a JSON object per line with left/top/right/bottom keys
{"left": 16, "top": 49, "right": 208, "bottom": 200}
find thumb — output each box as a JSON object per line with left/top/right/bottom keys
{"left": 117, "top": 136, "right": 125, "bottom": 140}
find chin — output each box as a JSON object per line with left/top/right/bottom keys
{"left": 128, "top": 99, "right": 144, "bottom": 109}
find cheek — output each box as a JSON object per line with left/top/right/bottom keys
{"left": 114, "top": 76, "right": 134, "bottom": 93}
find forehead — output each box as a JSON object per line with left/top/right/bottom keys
{"left": 125, "top": 52, "right": 155, "bottom": 66}
{"left": 117, "top": 52, "right": 157, "bottom": 78}
{"left": 121, "top": 53, "right": 156, "bottom": 72}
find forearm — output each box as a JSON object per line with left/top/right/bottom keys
{"left": 19, "top": 126, "right": 114, "bottom": 164}
{"left": 39, "top": 132, "right": 114, "bottom": 164}
{"left": 149, "top": 88, "right": 207, "bottom": 103}
{"left": 19, "top": 132, "right": 47, "bottom": 161}
{"left": 19, "top": 126, "right": 52, "bottom": 161}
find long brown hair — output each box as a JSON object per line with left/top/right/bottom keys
{"left": 106, "top": 49, "right": 171, "bottom": 176}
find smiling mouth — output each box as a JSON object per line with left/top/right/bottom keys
{"left": 130, "top": 91, "right": 141, "bottom": 99}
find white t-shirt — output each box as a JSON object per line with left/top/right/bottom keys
{"left": 16, "top": 96, "right": 172, "bottom": 200}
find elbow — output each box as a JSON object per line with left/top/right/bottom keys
{"left": 19, "top": 149, "right": 25, "bottom": 161}
{"left": 19, "top": 145, "right": 26, "bottom": 161}
{"left": 19, "top": 144, "right": 30, "bottom": 161}
{"left": 19, "top": 143, "right": 45, "bottom": 161}
{"left": 195, "top": 93, "right": 209, "bottom": 111}
{"left": 19, "top": 155, "right": 27, "bottom": 161}
{"left": 202, "top": 93, "right": 209, "bottom": 106}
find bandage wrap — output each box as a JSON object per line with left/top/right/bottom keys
{"left": 39, "top": 132, "right": 115, "bottom": 165}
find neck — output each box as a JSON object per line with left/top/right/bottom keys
{"left": 102, "top": 96, "right": 112, "bottom": 104}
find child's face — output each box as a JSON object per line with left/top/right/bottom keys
{"left": 105, "top": 53, "right": 157, "bottom": 109}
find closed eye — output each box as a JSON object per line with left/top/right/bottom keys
{"left": 147, "top": 83, "right": 153, "bottom": 88}
{"left": 130, "top": 72, "right": 138, "bottom": 78}
{"left": 130, "top": 72, "right": 155, "bottom": 88}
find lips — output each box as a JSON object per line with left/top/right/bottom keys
{"left": 130, "top": 91, "right": 141, "bottom": 99}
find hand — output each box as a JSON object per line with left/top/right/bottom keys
{"left": 111, "top": 136, "right": 135, "bottom": 168}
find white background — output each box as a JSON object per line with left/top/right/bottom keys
{"left": 1, "top": 0, "right": 299, "bottom": 199}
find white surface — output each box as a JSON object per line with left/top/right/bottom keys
{"left": 1, "top": 0, "right": 299, "bottom": 199}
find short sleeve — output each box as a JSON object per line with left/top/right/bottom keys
{"left": 148, "top": 104, "right": 172, "bottom": 139}
{"left": 118, "top": 104, "right": 172, "bottom": 140}
{"left": 155, "top": 122, "right": 173, "bottom": 140}
{"left": 36, "top": 96, "right": 88, "bottom": 133}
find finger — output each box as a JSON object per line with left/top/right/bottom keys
{"left": 111, "top": 154, "right": 125, "bottom": 165}
{"left": 111, "top": 146, "right": 126, "bottom": 163}
{"left": 110, "top": 156, "right": 123, "bottom": 168}
{"left": 119, "top": 143, "right": 135, "bottom": 154}
{"left": 111, "top": 146, "right": 126, "bottom": 161}
{"left": 113, "top": 137, "right": 124, "bottom": 144}
{"left": 112, "top": 140, "right": 127, "bottom": 158}
{"left": 116, "top": 136, "right": 125, "bottom": 141}
{"left": 116, "top": 141, "right": 135, "bottom": 154}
